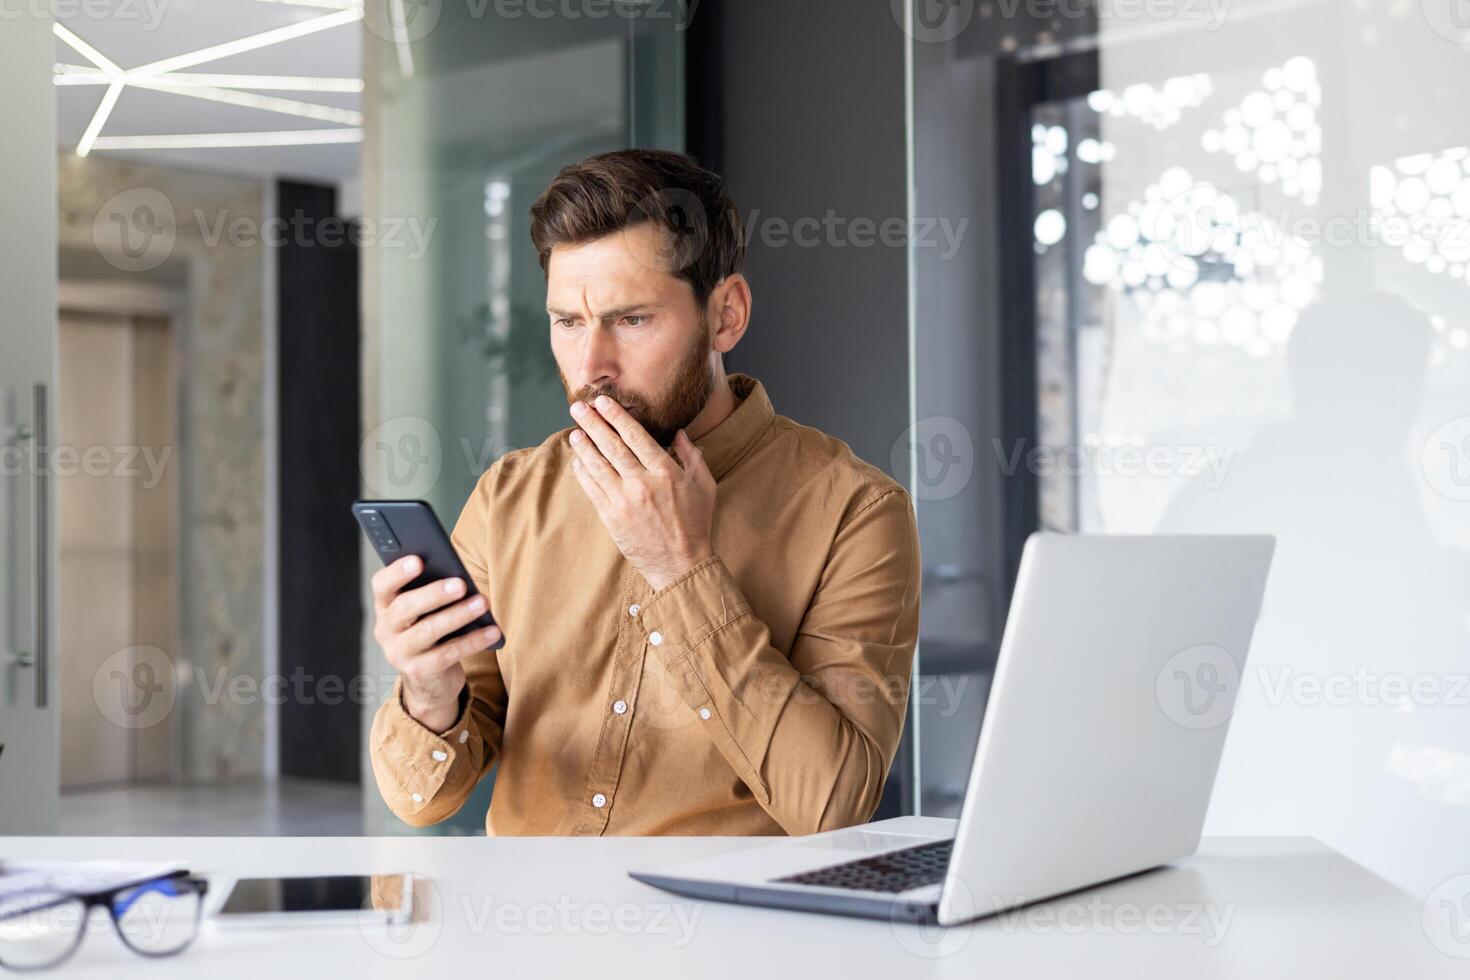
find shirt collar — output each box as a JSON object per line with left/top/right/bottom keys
{"left": 687, "top": 373, "right": 775, "bottom": 481}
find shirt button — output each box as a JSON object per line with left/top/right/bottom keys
{"left": 410, "top": 792, "right": 424, "bottom": 804}
{"left": 699, "top": 707, "right": 711, "bottom": 720}
{"left": 458, "top": 730, "right": 469, "bottom": 744}
{"left": 431, "top": 750, "right": 448, "bottom": 762}
{"left": 648, "top": 630, "right": 663, "bottom": 646}
{"left": 628, "top": 603, "right": 641, "bottom": 617}
{"left": 613, "top": 700, "right": 628, "bottom": 715}
{"left": 592, "top": 793, "right": 607, "bottom": 808}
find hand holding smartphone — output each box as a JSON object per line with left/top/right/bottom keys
{"left": 353, "top": 500, "right": 505, "bottom": 732}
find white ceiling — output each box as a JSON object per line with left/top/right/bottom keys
{"left": 55, "top": 0, "right": 362, "bottom": 188}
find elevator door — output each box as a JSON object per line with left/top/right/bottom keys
{"left": 57, "top": 309, "right": 176, "bottom": 789}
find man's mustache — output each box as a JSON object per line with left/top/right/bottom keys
{"left": 573, "top": 387, "right": 650, "bottom": 416}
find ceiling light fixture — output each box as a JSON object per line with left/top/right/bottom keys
{"left": 55, "top": 66, "right": 364, "bottom": 93}
{"left": 54, "top": 23, "right": 125, "bottom": 156}
{"left": 127, "top": 9, "right": 363, "bottom": 78}
{"left": 91, "top": 129, "right": 364, "bottom": 150}
{"left": 127, "top": 77, "right": 364, "bottom": 126}
{"left": 389, "top": 0, "right": 416, "bottom": 79}
{"left": 52, "top": 24, "right": 123, "bottom": 76}
{"left": 77, "top": 81, "right": 124, "bottom": 157}
{"left": 52, "top": 14, "right": 362, "bottom": 156}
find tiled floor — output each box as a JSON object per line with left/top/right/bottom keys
{"left": 59, "top": 777, "right": 365, "bottom": 836}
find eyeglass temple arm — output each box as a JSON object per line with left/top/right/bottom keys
{"left": 111, "top": 876, "right": 202, "bottom": 917}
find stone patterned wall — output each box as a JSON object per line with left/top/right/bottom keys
{"left": 59, "top": 154, "right": 266, "bottom": 782}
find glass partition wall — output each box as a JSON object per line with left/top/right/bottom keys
{"left": 912, "top": 0, "right": 1470, "bottom": 897}
{"left": 361, "top": 7, "right": 684, "bottom": 834}
{"left": 1081, "top": 1, "right": 1470, "bottom": 899}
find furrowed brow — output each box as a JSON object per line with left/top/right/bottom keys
{"left": 548, "top": 302, "right": 661, "bottom": 321}
{"left": 594, "top": 305, "right": 651, "bottom": 321}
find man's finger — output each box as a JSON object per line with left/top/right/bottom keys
{"left": 673, "top": 429, "right": 712, "bottom": 487}
{"left": 372, "top": 555, "right": 422, "bottom": 609}
{"left": 589, "top": 395, "right": 670, "bottom": 471}
{"left": 386, "top": 576, "right": 468, "bottom": 632}
{"left": 571, "top": 400, "right": 644, "bottom": 475}
{"left": 569, "top": 428, "right": 619, "bottom": 486}
{"left": 570, "top": 452, "right": 612, "bottom": 511}
{"left": 408, "top": 594, "right": 489, "bottom": 651}
{"left": 422, "top": 625, "right": 502, "bottom": 675}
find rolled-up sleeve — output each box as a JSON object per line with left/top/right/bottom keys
{"left": 632, "top": 487, "right": 922, "bottom": 836}
{"left": 369, "top": 679, "right": 497, "bottom": 826}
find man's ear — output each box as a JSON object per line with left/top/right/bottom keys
{"left": 708, "top": 274, "right": 752, "bottom": 354}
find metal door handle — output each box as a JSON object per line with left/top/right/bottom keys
{"left": 32, "top": 383, "right": 47, "bottom": 709}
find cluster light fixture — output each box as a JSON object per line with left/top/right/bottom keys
{"left": 53, "top": 6, "right": 364, "bottom": 156}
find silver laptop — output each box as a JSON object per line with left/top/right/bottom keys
{"left": 630, "top": 533, "right": 1275, "bottom": 925}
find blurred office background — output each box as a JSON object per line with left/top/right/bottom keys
{"left": 1, "top": 0, "right": 1467, "bottom": 902}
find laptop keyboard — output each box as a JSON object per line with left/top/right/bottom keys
{"left": 773, "top": 839, "right": 954, "bottom": 894}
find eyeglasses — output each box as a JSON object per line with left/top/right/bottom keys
{"left": 0, "top": 871, "right": 208, "bottom": 972}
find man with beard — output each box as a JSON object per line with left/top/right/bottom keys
{"left": 368, "top": 149, "right": 922, "bottom": 836}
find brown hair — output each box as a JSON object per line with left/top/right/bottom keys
{"left": 528, "top": 149, "right": 745, "bottom": 305}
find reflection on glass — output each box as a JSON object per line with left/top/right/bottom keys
{"left": 1031, "top": 6, "right": 1470, "bottom": 897}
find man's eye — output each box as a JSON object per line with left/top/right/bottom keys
{"left": 623, "top": 315, "right": 646, "bottom": 326}
{"left": 553, "top": 317, "right": 575, "bottom": 328}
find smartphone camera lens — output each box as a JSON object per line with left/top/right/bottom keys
{"left": 357, "top": 508, "right": 401, "bottom": 554}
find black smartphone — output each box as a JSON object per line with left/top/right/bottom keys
{"left": 210, "top": 874, "right": 415, "bottom": 926}
{"left": 352, "top": 499, "right": 505, "bottom": 649}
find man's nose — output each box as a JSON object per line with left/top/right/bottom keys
{"left": 578, "top": 322, "right": 618, "bottom": 390}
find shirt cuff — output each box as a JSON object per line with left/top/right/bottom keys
{"left": 369, "top": 677, "right": 484, "bottom": 819}
{"left": 633, "top": 554, "right": 752, "bottom": 667}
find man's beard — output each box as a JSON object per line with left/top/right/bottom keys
{"left": 561, "top": 330, "right": 715, "bottom": 448}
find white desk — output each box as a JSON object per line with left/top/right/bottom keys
{"left": 0, "top": 834, "right": 1457, "bottom": 978}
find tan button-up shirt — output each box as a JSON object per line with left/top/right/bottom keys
{"left": 369, "top": 373, "right": 921, "bottom": 836}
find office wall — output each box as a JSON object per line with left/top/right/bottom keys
{"left": 685, "top": 0, "right": 916, "bottom": 816}
{"left": 686, "top": 0, "right": 911, "bottom": 477}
